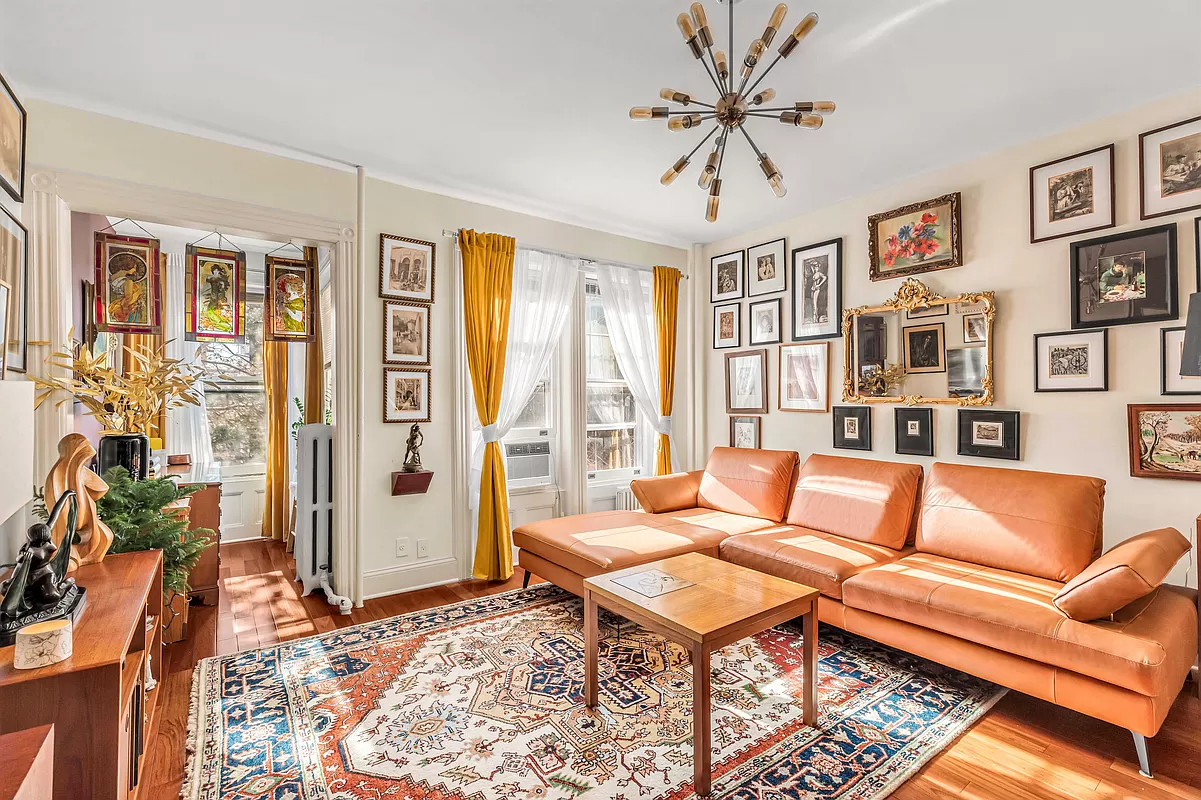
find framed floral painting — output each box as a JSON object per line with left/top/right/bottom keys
{"left": 185, "top": 245, "right": 246, "bottom": 342}
{"left": 868, "top": 192, "right": 962, "bottom": 281}
{"left": 265, "top": 254, "right": 315, "bottom": 342}
{"left": 94, "top": 232, "right": 162, "bottom": 335}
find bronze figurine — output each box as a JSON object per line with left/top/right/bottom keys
{"left": 401, "top": 423, "right": 424, "bottom": 473}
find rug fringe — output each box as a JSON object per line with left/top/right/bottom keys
{"left": 181, "top": 658, "right": 207, "bottom": 800}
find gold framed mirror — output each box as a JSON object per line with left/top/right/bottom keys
{"left": 841, "top": 278, "right": 995, "bottom": 406}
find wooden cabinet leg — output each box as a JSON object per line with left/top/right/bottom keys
{"left": 692, "top": 645, "right": 712, "bottom": 797}
{"left": 803, "top": 604, "right": 818, "bottom": 727}
{"left": 584, "top": 589, "right": 598, "bottom": 708}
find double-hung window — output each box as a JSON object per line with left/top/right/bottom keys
{"left": 199, "top": 294, "right": 268, "bottom": 472}
{"left": 584, "top": 279, "right": 642, "bottom": 481}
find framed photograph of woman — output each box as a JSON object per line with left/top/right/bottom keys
{"left": 384, "top": 367, "right": 432, "bottom": 423}
{"left": 185, "top": 245, "right": 246, "bottom": 343}
{"left": 384, "top": 301, "right": 431, "bottom": 365}
{"left": 0, "top": 71, "right": 26, "bottom": 204}
{"left": 1029, "top": 144, "right": 1115, "bottom": 243}
{"left": 265, "top": 254, "right": 316, "bottom": 342}
{"left": 710, "top": 249, "right": 744, "bottom": 302}
{"left": 790, "top": 237, "right": 842, "bottom": 341}
{"left": 1070, "top": 223, "right": 1177, "bottom": 329}
{"left": 903, "top": 323, "right": 946, "bottom": 374}
{"left": 747, "top": 238, "right": 786, "bottom": 296}
{"left": 1140, "top": 115, "right": 1201, "bottom": 220}
{"left": 0, "top": 205, "right": 26, "bottom": 372}
{"left": 868, "top": 193, "right": 962, "bottom": 281}
{"left": 379, "top": 233, "right": 436, "bottom": 303}
{"left": 95, "top": 232, "right": 162, "bottom": 335}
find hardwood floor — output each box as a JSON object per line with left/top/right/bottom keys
{"left": 140, "top": 539, "right": 1201, "bottom": 800}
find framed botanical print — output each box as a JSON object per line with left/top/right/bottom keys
{"left": 724, "top": 349, "right": 767, "bottom": 414}
{"left": 713, "top": 302, "right": 741, "bottom": 349}
{"left": 947, "top": 348, "right": 986, "bottom": 398}
{"left": 833, "top": 406, "right": 871, "bottom": 451}
{"left": 1139, "top": 115, "right": 1201, "bottom": 220}
{"left": 384, "top": 367, "right": 432, "bottom": 423}
{"left": 747, "top": 238, "right": 786, "bottom": 296}
{"left": 1070, "top": 224, "right": 1177, "bottom": 329}
{"left": 0, "top": 71, "right": 26, "bottom": 203}
{"left": 1161, "top": 327, "right": 1201, "bottom": 395}
{"left": 790, "top": 237, "right": 842, "bottom": 341}
{"left": 868, "top": 193, "right": 962, "bottom": 281}
{"left": 1034, "top": 329, "right": 1108, "bottom": 392}
{"left": 710, "top": 249, "right": 744, "bottom": 302}
{"left": 729, "top": 416, "right": 761, "bottom": 449}
{"left": 957, "top": 409, "right": 1020, "bottom": 461}
{"left": 902, "top": 323, "right": 945, "bottom": 374}
{"left": 1029, "top": 144, "right": 1115, "bottom": 243}
{"left": 778, "top": 342, "right": 828, "bottom": 412}
{"left": 1128, "top": 403, "right": 1201, "bottom": 480}
{"left": 748, "top": 298, "right": 782, "bottom": 345}
{"left": 265, "top": 255, "right": 316, "bottom": 342}
{"left": 894, "top": 407, "right": 933, "bottom": 457}
{"left": 185, "top": 245, "right": 246, "bottom": 342}
{"left": 384, "top": 301, "right": 431, "bottom": 365}
{"left": 0, "top": 205, "right": 26, "bottom": 372}
{"left": 380, "top": 233, "right": 435, "bottom": 303}
{"left": 95, "top": 232, "right": 162, "bottom": 335}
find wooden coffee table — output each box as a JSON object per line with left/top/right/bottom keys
{"left": 583, "top": 553, "right": 819, "bottom": 797}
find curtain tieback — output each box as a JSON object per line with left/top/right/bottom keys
{"left": 657, "top": 415, "right": 672, "bottom": 433}
{"left": 482, "top": 424, "right": 501, "bottom": 443}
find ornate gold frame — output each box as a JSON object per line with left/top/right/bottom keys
{"left": 842, "top": 278, "right": 996, "bottom": 406}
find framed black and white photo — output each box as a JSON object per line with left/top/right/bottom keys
{"left": 1161, "top": 326, "right": 1201, "bottom": 395}
{"left": 1140, "top": 115, "right": 1201, "bottom": 220}
{"left": 748, "top": 298, "right": 782, "bottom": 345}
{"left": 778, "top": 342, "right": 828, "bottom": 412}
{"left": 1034, "top": 329, "right": 1108, "bottom": 392}
{"left": 383, "top": 367, "right": 431, "bottom": 423}
{"left": 747, "top": 238, "right": 786, "bottom": 296}
{"left": 790, "top": 238, "right": 842, "bottom": 341}
{"left": 947, "top": 347, "right": 986, "bottom": 398}
{"left": 729, "top": 416, "right": 761, "bottom": 449}
{"left": 383, "top": 301, "right": 431, "bottom": 365}
{"left": 713, "top": 302, "right": 741, "bottom": 349}
{"left": 379, "top": 233, "right": 435, "bottom": 303}
{"left": 833, "top": 406, "right": 872, "bottom": 451}
{"left": 894, "top": 407, "right": 933, "bottom": 457}
{"left": 1070, "top": 224, "right": 1177, "bottom": 329}
{"left": 957, "top": 409, "right": 1020, "bottom": 460}
{"left": 0, "top": 204, "right": 27, "bottom": 373}
{"left": 962, "top": 313, "right": 987, "bottom": 343}
{"left": 0, "top": 71, "right": 26, "bottom": 204}
{"left": 724, "top": 349, "right": 768, "bottom": 414}
{"left": 903, "top": 322, "right": 945, "bottom": 374}
{"left": 711, "top": 249, "right": 744, "bottom": 302}
{"left": 1029, "top": 144, "right": 1115, "bottom": 243}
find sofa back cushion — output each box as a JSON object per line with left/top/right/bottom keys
{"left": 698, "top": 447, "right": 799, "bottom": 522}
{"left": 785, "top": 454, "right": 923, "bottom": 549}
{"left": 917, "top": 462, "right": 1105, "bottom": 582}
{"left": 1053, "top": 527, "right": 1191, "bottom": 621}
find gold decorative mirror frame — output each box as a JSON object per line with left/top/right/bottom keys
{"left": 841, "top": 278, "right": 996, "bottom": 406}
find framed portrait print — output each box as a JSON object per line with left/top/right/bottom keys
{"left": 184, "top": 245, "right": 246, "bottom": 343}
{"left": 833, "top": 406, "right": 871, "bottom": 451}
{"left": 95, "top": 232, "right": 162, "bottom": 335}
{"left": 729, "top": 416, "right": 761, "bottom": 449}
{"left": 379, "top": 233, "right": 435, "bottom": 303}
{"left": 0, "top": 71, "right": 26, "bottom": 203}
{"left": 711, "top": 249, "right": 744, "bottom": 302}
{"left": 1161, "top": 327, "right": 1201, "bottom": 395}
{"left": 778, "top": 342, "right": 828, "bottom": 412}
{"left": 265, "top": 255, "right": 316, "bottom": 342}
{"left": 790, "top": 237, "right": 842, "bottom": 341}
{"left": 384, "top": 301, "right": 431, "bottom": 366}
{"left": 724, "top": 349, "right": 768, "bottom": 414}
{"left": 747, "top": 238, "right": 786, "bottom": 296}
{"left": 0, "top": 205, "right": 26, "bottom": 372}
{"left": 1029, "top": 144, "right": 1115, "bottom": 243}
{"left": 894, "top": 407, "right": 933, "bottom": 457}
{"left": 1070, "top": 224, "right": 1177, "bottom": 329}
{"left": 748, "top": 298, "right": 782, "bottom": 345}
{"left": 384, "top": 367, "right": 432, "bottom": 423}
{"left": 1034, "top": 329, "right": 1108, "bottom": 392}
{"left": 713, "top": 302, "right": 741, "bottom": 349}
{"left": 1128, "top": 403, "right": 1201, "bottom": 480}
{"left": 957, "top": 409, "right": 1020, "bottom": 460}
{"left": 0, "top": 279, "right": 10, "bottom": 377}
{"left": 903, "top": 323, "right": 945, "bottom": 374}
{"left": 962, "top": 313, "right": 987, "bottom": 344}
{"left": 868, "top": 193, "right": 962, "bottom": 281}
{"left": 947, "top": 347, "right": 986, "bottom": 398}
{"left": 1139, "top": 115, "right": 1201, "bottom": 220}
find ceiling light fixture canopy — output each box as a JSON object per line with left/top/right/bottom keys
{"left": 631, "top": 1, "right": 834, "bottom": 222}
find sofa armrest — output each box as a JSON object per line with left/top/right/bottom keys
{"left": 631, "top": 470, "right": 704, "bottom": 514}
{"left": 1053, "top": 527, "right": 1191, "bottom": 622}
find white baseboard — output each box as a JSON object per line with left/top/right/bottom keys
{"left": 362, "top": 556, "right": 461, "bottom": 599}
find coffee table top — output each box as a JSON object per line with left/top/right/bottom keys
{"left": 583, "top": 553, "right": 817, "bottom": 646}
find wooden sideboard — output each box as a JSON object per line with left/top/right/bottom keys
{"left": 0, "top": 551, "right": 164, "bottom": 800}
{"left": 0, "top": 725, "right": 54, "bottom": 800}
{"left": 165, "top": 466, "right": 222, "bottom": 606}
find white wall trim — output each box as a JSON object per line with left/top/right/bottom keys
{"left": 362, "top": 556, "right": 461, "bottom": 600}
{"left": 689, "top": 243, "right": 707, "bottom": 469}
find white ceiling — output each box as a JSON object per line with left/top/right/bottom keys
{"left": 6, "top": 1, "right": 1201, "bottom": 246}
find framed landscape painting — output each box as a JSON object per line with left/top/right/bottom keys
{"left": 1139, "top": 115, "right": 1201, "bottom": 220}
{"left": 380, "top": 233, "right": 435, "bottom": 303}
{"left": 868, "top": 193, "right": 962, "bottom": 281}
{"left": 1128, "top": 403, "right": 1201, "bottom": 481}
{"left": 0, "top": 71, "right": 25, "bottom": 203}
{"left": 710, "top": 249, "right": 744, "bottom": 302}
{"left": 1070, "top": 224, "right": 1177, "bottom": 329}
{"left": 95, "top": 232, "right": 162, "bottom": 335}
{"left": 747, "top": 238, "right": 786, "bottom": 296}
{"left": 265, "top": 255, "right": 316, "bottom": 342}
{"left": 384, "top": 367, "right": 432, "bottom": 423}
{"left": 957, "top": 409, "right": 1020, "bottom": 461}
{"left": 1029, "top": 144, "right": 1115, "bottom": 243}
{"left": 383, "top": 301, "right": 431, "bottom": 366}
{"left": 791, "top": 237, "right": 842, "bottom": 341}
{"left": 0, "top": 205, "right": 26, "bottom": 372}
{"left": 185, "top": 245, "right": 246, "bottom": 342}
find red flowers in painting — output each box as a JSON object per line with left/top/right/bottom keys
{"left": 882, "top": 212, "right": 940, "bottom": 267}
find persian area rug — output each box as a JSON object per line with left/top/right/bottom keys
{"left": 186, "top": 585, "right": 1004, "bottom": 800}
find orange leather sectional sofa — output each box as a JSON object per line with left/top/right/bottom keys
{"left": 513, "top": 447, "right": 1199, "bottom": 778}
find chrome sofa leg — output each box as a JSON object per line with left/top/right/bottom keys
{"left": 522, "top": 570, "right": 531, "bottom": 589}
{"left": 1131, "top": 731, "right": 1153, "bottom": 779}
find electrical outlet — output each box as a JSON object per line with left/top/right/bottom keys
{"left": 417, "top": 539, "right": 429, "bottom": 558}
{"left": 395, "top": 537, "right": 410, "bottom": 558}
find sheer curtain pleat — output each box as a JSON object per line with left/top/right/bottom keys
{"left": 164, "top": 252, "right": 214, "bottom": 467}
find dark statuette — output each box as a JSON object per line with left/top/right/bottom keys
{"left": 401, "top": 423, "right": 424, "bottom": 473}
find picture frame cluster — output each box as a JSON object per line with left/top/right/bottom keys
{"left": 379, "top": 233, "right": 436, "bottom": 424}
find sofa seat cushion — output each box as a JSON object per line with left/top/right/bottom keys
{"left": 513, "top": 511, "right": 728, "bottom": 578}
{"left": 720, "top": 525, "right": 909, "bottom": 599}
{"left": 697, "top": 447, "right": 799, "bottom": 522}
{"left": 842, "top": 553, "right": 1197, "bottom": 697}
{"left": 786, "top": 454, "right": 923, "bottom": 549}
{"left": 655, "top": 507, "right": 778, "bottom": 537}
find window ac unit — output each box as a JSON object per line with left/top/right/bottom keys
{"left": 505, "top": 439, "right": 554, "bottom": 485}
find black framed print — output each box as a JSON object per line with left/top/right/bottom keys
{"left": 1195, "top": 216, "right": 1200, "bottom": 289}
{"left": 1139, "top": 115, "right": 1201, "bottom": 220}
{"left": 711, "top": 249, "right": 744, "bottom": 302}
{"left": 1070, "top": 223, "right": 1177, "bottom": 329}
{"left": 957, "top": 409, "right": 1020, "bottom": 460}
{"left": 894, "top": 407, "right": 934, "bottom": 457}
{"left": 833, "top": 406, "right": 872, "bottom": 451}
{"left": 713, "top": 302, "right": 741, "bottom": 349}
{"left": 1162, "top": 326, "right": 1201, "bottom": 395}
{"left": 790, "top": 238, "right": 842, "bottom": 341}
{"left": 729, "top": 416, "right": 761, "bottom": 449}
{"left": 0, "top": 71, "right": 26, "bottom": 204}
{"left": 747, "top": 238, "right": 786, "bottom": 296}
{"left": 1029, "top": 144, "right": 1115, "bottom": 243}
{"left": 903, "top": 322, "right": 946, "bottom": 374}
{"left": 1034, "top": 329, "right": 1108, "bottom": 392}
{"left": 748, "top": 298, "right": 783, "bottom": 345}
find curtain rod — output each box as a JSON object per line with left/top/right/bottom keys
{"left": 441, "top": 228, "right": 687, "bottom": 278}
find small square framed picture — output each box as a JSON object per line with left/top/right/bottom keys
{"left": 725, "top": 349, "right": 768, "bottom": 414}
{"left": 748, "top": 298, "right": 783, "bottom": 345}
{"left": 747, "top": 238, "right": 786, "bottom": 296}
{"left": 957, "top": 409, "right": 1020, "bottom": 460}
{"left": 778, "top": 341, "right": 828, "bottom": 412}
{"left": 903, "top": 323, "right": 946, "bottom": 374}
{"left": 1034, "top": 329, "right": 1108, "bottom": 392}
{"left": 711, "top": 250, "right": 744, "bottom": 302}
{"left": 833, "top": 406, "right": 872, "bottom": 451}
{"left": 962, "top": 313, "right": 987, "bottom": 344}
{"left": 383, "top": 367, "right": 431, "bottom": 423}
{"left": 729, "top": 416, "right": 761, "bottom": 449}
{"left": 1161, "top": 326, "right": 1201, "bottom": 395}
{"left": 713, "top": 302, "right": 741, "bottom": 349}
{"left": 1139, "top": 115, "right": 1201, "bottom": 220}
{"left": 383, "top": 301, "right": 431, "bottom": 365}
{"left": 894, "top": 407, "right": 933, "bottom": 457}
{"left": 1029, "top": 144, "right": 1115, "bottom": 243}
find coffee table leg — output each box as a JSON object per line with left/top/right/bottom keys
{"left": 584, "top": 588, "right": 598, "bottom": 708}
{"left": 803, "top": 602, "right": 818, "bottom": 727}
{"left": 692, "top": 644, "right": 712, "bottom": 797}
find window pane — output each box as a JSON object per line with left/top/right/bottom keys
{"left": 198, "top": 299, "right": 264, "bottom": 380}
{"left": 587, "top": 428, "right": 637, "bottom": 472}
{"left": 513, "top": 377, "right": 551, "bottom": 430}
{"left": 206, "top": 390, "right": 267, "bottom": 466}
{"left": 586, "top": 384, "right": 636, "bottom": 426}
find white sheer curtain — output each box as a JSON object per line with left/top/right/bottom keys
{"left": 164, "top": 252, "right": 215, "bottom": 467}
{"left": 595, "top": 263, "right": 676, "bottom": 473}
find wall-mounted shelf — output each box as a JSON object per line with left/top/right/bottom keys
{"left": 391, "top": 470, "right": 434, "bottom": 496}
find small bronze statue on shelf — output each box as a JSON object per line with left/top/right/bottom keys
{"left": 401, "top": 423, "right": 424, "bottom": 473}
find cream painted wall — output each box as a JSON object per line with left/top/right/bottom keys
{"left": 699, "top": 88, "right": 1201, "bottom": 588}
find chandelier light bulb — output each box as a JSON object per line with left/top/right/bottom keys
{"left": 742, "top": 39, "right": 766, "bottom": 79}
{"left": 780, "top": 111, "right": 823, "bottom": 128}
{"left": 769, "top": 174, "right": 787, "bottom": 198}
{"left": 778, "top": 12, "right": 818, "bottom": 56}
{"left": 706, "top": 179, "right": 722, "bottom": 223}
{"left": 690, "top": 3, "right": 714, "bottom": 48}
{"left": 759, "top": 154, "right": 787, "bottom": 198}
{"left": 661, "top": 155, "right": 691, "bottom": 185}
{"left": 660, "top": 88, "right": 694, "bottom": 105}
{"left": 714, "top": 50, "right": 730, "bottom": 83}
{"left": 676, "top": 13, "right": 696, "bottom": 41}
{"left": 761, "top": 4, "right": 788, "bottom": 47}
{"left": 630, "top": 106, "right": 669, "bottom": 120}
{"left": 751, "top": 88, "right": 776, "bottom": 106}
{"left": 698, "top": 144, "right": 720, "bottom": 188}
{"left": 795, "top": 101, "right": 836, "bottom": 114}
{"left": 667, "top": 113, "right": 704, "bottom": 131}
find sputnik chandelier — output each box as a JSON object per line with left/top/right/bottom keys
{"left": 630, "top": 1, "right": 834, "bottom": 223}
